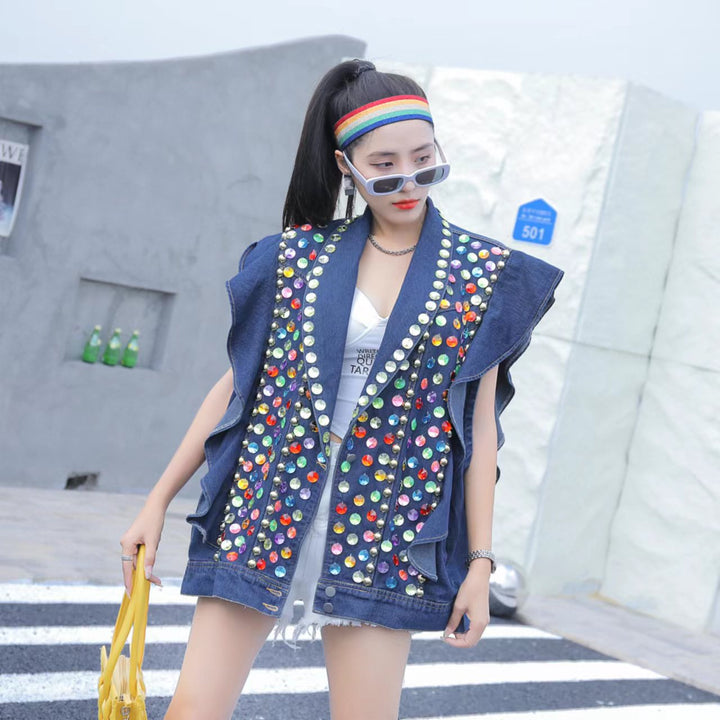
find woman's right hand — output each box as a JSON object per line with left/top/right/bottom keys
{"left": 120, "top": 498, "right": 166, "bottom": 597}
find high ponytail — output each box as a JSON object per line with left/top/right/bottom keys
{"left": 281, "top": 59, "right": 428, "bottom": 229}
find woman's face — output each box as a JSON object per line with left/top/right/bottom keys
{"left": 335, "top": 119, "right": 438, "bottom": 228}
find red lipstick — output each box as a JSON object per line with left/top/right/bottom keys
{"left": 393, "top": 199, "right": 420, "bottom": 210}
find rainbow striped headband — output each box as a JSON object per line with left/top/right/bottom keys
{"left": 333, "top": 94, "right": 434, "bottom": 150}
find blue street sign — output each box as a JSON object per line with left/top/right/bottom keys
{"left": 513, "top": 198, "right": 556, "bottom": 245}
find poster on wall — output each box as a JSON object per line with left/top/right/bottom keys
{"left": 0, "top": 139, "right": 30, "bottom": 238}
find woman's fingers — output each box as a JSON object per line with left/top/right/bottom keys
{"left": 120, "top": 506, "right": 166, "bottom": 596}
{"left": 443, "top": 608, "right": 489, "bottom": 648}
{"left": 146, "top": 568, "right": 163, "bottom": 587}
{"left": 443, "top": 604, "right": 465, "bottom": 641}
{"left": 443, "top": 625, "right": 482, "bottom": 647}
{"left": 120, "top": 539, "right": 163, "bottom": 596}
{"left": 120, "top": 543, "right": 138, "bottom": 598}
{"left": 143, "top": 544, "right": 162, "bottom": 586}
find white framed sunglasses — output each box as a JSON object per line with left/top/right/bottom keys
{"left": 342, "top": 140, "right": 451, "bottom": 196}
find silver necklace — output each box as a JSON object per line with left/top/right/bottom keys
{"left": 368, "top": 232, "right": 417, "bottom": 256}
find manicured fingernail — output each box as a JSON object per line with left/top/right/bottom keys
{"left": 145, "top": 566, "right": 152, "bottom": 580}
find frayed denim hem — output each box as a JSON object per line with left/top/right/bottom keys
{"left": 269, "top": 600, "right": 377, "bottom": 650}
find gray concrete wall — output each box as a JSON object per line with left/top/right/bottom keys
{"left": 0, "top": 36, "right": 364, "bottom": 498}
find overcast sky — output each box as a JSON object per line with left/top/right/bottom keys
{"left": 1, "top": 0, "right": 717, "bottom": 111}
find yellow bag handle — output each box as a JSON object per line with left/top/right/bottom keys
{"left": 98, "top": 544, "right": 151, "bottom": 708}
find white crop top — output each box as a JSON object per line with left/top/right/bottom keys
{"left": 329, "top": 287, "right": 388, "bottom": 439}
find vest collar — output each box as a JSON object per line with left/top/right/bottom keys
{"left": 301, "top": 196, "right": 452, "bottom": 448}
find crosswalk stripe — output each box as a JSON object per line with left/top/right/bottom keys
{"left": 0, "top": 584, "right": 559, "bottom": 642}
{"left": 0, "top": 582, "right": 195, "bottom": 605}
{"left": 403, "top": 706, "right": 720, "bottom": 720}
{"left": 0, "top": 625, "right": 192, "bottom": 646}
{"left": 0, "top": 661, "right": 664, "bottom": 703}
{"left": 0, "top": 623, "right": 558, "bottom": 645}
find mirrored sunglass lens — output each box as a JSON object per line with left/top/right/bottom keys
{"left": 371, "top": 177, "right": 403, "bottom": 194}
{"left": 415, "top": 167, "right": 446, "bottom": 186}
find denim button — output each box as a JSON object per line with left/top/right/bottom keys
{"left": 323, "top": 602, "right": 334, "bottom": 613}
{"left": 325, "top": 586, "right": 336, "bottom": 598}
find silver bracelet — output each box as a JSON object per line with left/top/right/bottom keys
{"left": 466, "top": 549, "right": 496, "bottom": 573}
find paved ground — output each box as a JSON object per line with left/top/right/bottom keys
{"left": 0, "top": 486, "right": 197, "bottom": 586}
{"left": 2, "top": 485, "right": 719, "bottom": 699}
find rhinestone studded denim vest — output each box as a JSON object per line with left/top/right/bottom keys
{"left": 180, "top": 197, "right": 564, "bottom": 633}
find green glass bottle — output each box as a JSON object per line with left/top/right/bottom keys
{"left": 121, "top": 329, "right": 140, "bottom": 368}
{"left": 102, "top": 328, "right": 123, "bottom": 366}
{"left": 82, "top": 324, "right": 103, "bottom": 363}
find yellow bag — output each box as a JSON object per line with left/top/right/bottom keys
{"left": 98, "top": 544, "right": 151, "bottom": 720}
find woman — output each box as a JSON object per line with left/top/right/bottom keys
{"left": 120, "top": 59, "right": 564, "bottom": 720}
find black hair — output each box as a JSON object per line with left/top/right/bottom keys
{"left": 281, "top": 59, "right": 429, "bottom": 229}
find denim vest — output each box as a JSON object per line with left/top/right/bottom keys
{"left": 180, "top": 197, "right": 564, "bottom": 633}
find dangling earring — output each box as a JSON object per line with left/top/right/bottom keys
{"left": 342, "top": 173, "right": 355, "bottom": 197}
{"left": 343, "top": 174, "right": 355, "bottom": 221}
